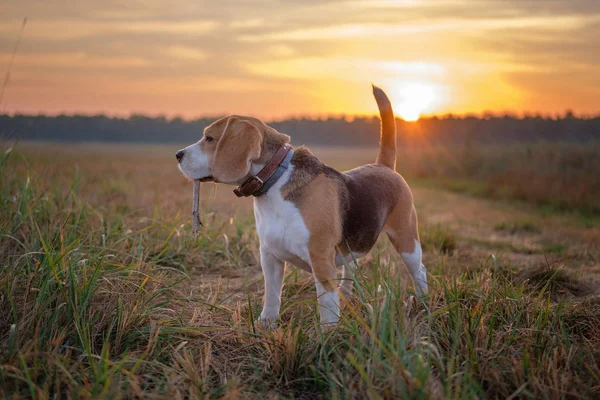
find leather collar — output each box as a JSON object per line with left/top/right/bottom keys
{"left": 234, "top": 145, "right": 294, "bottom": 197}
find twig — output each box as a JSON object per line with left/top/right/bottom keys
{"left": 0, "top": 17, "right": 27, "bottom": 108}
{"left": 192, "top": 180, "right": 202, "bottom": 233}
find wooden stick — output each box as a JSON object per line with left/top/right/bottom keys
{"left": 192, "top": 180, "right": 202, "bottom": 233}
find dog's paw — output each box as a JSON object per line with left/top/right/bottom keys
{"left": 319, "top": 321, "right": 338, "bottom": 332}
{"left": 255, "top": 316, "right": 278, "bottom": 331}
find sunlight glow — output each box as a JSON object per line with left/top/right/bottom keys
{"left": 394, "top": 82, "right": 441, "bottom": 121}
{"left": 1, "top": 1, "right": 596, "bottom": 117}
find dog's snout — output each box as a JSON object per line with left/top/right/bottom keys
{"left": 175, "top": 150, "right": 185, "bottom": 162}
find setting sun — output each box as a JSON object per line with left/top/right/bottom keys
{"left": 394, "top": 82, "right": 440, "bottom": 122}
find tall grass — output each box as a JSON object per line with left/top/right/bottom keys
{"left": 398, "top": 143, "right": 600, "bottom": 215}
{"left": 1, "top": 145, "right": 599, "bottom": 398}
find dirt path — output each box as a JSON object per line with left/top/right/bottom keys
{"left": 413, "top": 184, "right": 600, "bottom": 289}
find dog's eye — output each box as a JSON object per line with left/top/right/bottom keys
{"left": 205, "top": 136, "right": 214, "bottom": 143}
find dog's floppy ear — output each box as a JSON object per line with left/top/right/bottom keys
{"left": 212, "top": 117, "right": 263, "bottom": 183}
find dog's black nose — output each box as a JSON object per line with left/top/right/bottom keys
{"left": 175, "top": 150, "right": 185, "bottom": 162}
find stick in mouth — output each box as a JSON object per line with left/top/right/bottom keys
{"left": 192, "top": 180, "right": 202, "bottom": 233}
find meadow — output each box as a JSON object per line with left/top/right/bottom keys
{"left": 0, "top": 141, "right": 599, "bottom": 399}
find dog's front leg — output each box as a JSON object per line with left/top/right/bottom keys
{"left": 258, "top": 249, "right": 285, "bottom": 328}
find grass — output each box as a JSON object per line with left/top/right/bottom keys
{"left": 420, "top": 224, "right": 458, "bottom": 255}
{"left": 494, "top": 220, "right": 539, "bottom": 234}
{"left": 522, "top": 266, "right": 596, "bottom": 299}
{"left": 468, "top": 238, "right": 567, "bottom": 256}
{"left": 0, "top": 143, "right": 599, "bottom": 398}
{"left": 397, "top": 143, "right": 600, "bottom": 216}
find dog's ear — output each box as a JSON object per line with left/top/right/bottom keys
{"left": 212, "top": 118, "right": 263, "bottom": 183}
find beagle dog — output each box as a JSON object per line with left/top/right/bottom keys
{"left": 177, "top": 86, "right": 428, "bottom": 326}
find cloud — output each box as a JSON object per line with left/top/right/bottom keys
{"left": 165, "top": 46, "right": 208, "bottom": 62}
{"left": 0, "top": 19, "right": 218, "bottom": 41}
{"left": 239, "top": 15, "right": 598, "bottom": 42}
{"left": 123, "top": 21, "right": 218, "bottom": 34}
{"left": 248, "top": 58, "right": 445, "bottom": 81}
{"left": 229, "top": 18, "right": 266, "bottom": 29}
{"left": 0, "top": 0, "right": 599, "bottom": 116}
{"left": 0, "top": 52, "right": 150, "bottom": 69}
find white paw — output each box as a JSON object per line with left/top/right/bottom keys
{"left": 414, "top": 285, "right": 428, "bottom": 297}
{"left": 255, "top": 315, "right": 278, "bottom": 331}
{"left": 320, "top": 320, "right": 338, "bottom": 331}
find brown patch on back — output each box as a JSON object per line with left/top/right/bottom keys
{"left": 281, "top": 147, "right": 326, "bottom": 199}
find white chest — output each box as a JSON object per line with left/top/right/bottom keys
{"left": 253, "top": 167, "right": 311, "bottom": 265}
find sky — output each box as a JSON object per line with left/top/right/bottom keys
{"left": 1, "top": 0, "right": 599, "bottom": 120}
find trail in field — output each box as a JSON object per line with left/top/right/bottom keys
{"left": 196, "top": 184, "right": 600, "bottom": 306}
{"left": 414, "top": 185, "right": 599, "bottom": 269}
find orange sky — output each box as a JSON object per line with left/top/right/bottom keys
{"left": 1, "top": 0, "right": 599, "bottom": 120}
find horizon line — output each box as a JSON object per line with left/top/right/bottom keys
{"left": 1, "top": 109, "right": 599, "bottom": 122}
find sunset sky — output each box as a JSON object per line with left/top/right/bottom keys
{"left": 1, "top": 0, "right": 599, "bottom": 120}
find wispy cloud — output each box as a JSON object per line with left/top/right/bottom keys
{"left": 0, "top": 52, "right": 150, "bottom": 69}
{"left": 239, "top": 16, "right": 597, "bottom": 42}
{"left": 247, "top": 58, "right": 445, "bottom": 81}
{"left": 165, "top": 46, "right": 208, "bottom": 62}
{"left": 0, "top": 19, "right": 218, "bottom": 40}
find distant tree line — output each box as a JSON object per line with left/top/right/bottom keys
{"left": 0, "top": 113, "right": 598, "bottom": 146}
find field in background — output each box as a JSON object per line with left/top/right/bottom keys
{"left": 12, "top": 140, "right": 600, "bottom": 216}
{"left": 1, "top": 141, "right": 599, "bottom": 398}
{"left": 396, "top": 142, "right": 600, "bottom": 216}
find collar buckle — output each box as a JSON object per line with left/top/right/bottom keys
{"left": 234, "top": 175, "right": 264, "bottom": 197}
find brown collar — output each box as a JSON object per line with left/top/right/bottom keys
{"left": 234, "top": 145, "right": 293, "bottom": 197}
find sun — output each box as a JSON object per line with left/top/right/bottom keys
{"left": 396, "top": 101, "right": 422, "bottom": 122}
{"left": 394, "top": 82, "right": 440, "bottom": 121}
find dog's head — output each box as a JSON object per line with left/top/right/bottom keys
{"left": 176, "top": 115, "right": 290, "bottom": 184}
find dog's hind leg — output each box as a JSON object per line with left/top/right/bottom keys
{"left": 338, "top": 264, "right": 355, "bottom": 297}
{"left": 398, "top": 239, "right": 428, "bottom": 296}
{"left": 385, "top": 205, "right": 428, "bottom": 296}
{"left": 337, "top": 252, "right": 360, "bottom": 298}
{"left": 310, "top": 246, "right": 341, "bottom": 326}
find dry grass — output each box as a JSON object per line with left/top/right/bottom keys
{"left": 395, "top": 142, "right": 600, "bottom": 215}
{"left": 1, "top": 141, "right": 599, "bottom": 399}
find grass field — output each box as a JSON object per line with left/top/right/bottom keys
{"left": 1, "top": 141, "right": 599, "bottom": 399}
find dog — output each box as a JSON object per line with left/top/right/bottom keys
{"left": 176, "top": 85, "right": 428, "bottom": 327}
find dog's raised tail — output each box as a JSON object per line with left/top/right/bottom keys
{"left": 372, "top": 84, "right": 396, "bottom": 170}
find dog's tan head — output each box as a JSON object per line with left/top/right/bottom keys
{"left": 176, "top": 115, "right": 290, "bottom": 184}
